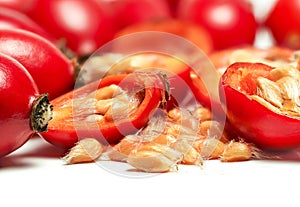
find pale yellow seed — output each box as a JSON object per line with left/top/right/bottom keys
{"left": 283, "top": 100, "right": 300, "bottom": 115}
{"left": 168, "top": 108, "right": 182, "bottom": 123}
{"left": 137, "top": 142, "right": 183, "bottom": 163}
{"left": 85, "top": 114, "right": 104, "bottom": 122}
{"left": 193, "top": 107, "right": 212, "bottom": 121}
{"left": 276, "top": 76, "right": 300, "bottom": 105}
{"left": 220, "top": 141, "right": 252, "bottom": 162}
{"left": 104, "top": 93, "right": 139, "bottom": 121}
{"left": 195, "top": 138, "right": 226, "bottom": 160}
{"left": 152, "top": 134, "right": 177, "bottom": 146}
{"left": 256, "top": 77, "right": 283, "bottom": 108}
{"left": 108, "top": 136, "right": 142, "bottom": 160}
{"left": 170, "top": 138, "right": 203, "bottom": 165}
{"left": 127, "top": 151, "right": 178, "bottom": 173}
{"left": 95, "top": 99, "right": 112, "bottom": 115}
{"left": 251, "top": 95, "right": 282, "bottom": 113}
{"left": 199, "top": 120, "right": 224, "bottom": 140}
{"left": 94, "top": 84, "right": 122, "bottom": 100}
{"left": 63, "top": 138, "right": 103, "bottom": 164}
{"left": 269, "top": 65, "right": 300, "bottom": 81}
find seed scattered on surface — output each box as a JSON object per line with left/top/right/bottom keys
{"left": 195, "top": 138, "right": 226, "bottom": 160}
{"left": 193, "top": 107, "right": 212, "bottom": 121}
{"left": 127, "top": 150, "right": 179, "bottom": 173}
{"left": 63, "top": 138, "right": 103, "bottom": 164}
{"left": 220, "top": 141, "right": 252, "bottom": 162}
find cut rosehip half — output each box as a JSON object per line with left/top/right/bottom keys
{"left": 190, "top": 46, "right": 295, "bottom": 118}
{"left": 40, "top": 72, "right": 170, "bottom": 149}
{"left": 220, "top": 62, "right": 300, "bottom": 150}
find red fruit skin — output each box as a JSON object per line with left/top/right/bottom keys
{"left": 177, "top": 0, "right": 257, "bottom": 50}
{"left": 26, "top": 0, "right": 114, "bottom": 55}
{"left": 166, "top": 0, "right": 180, "bottom": 17}
{"left": 0, "top": 7, "right": 56, "bottom": 43}
{"left": 220, "top": 62, "right": 300, "bottom": 150}
{"left": 265, "top": 0, "right": 300, "bottom": 50}
{"left": 0, "top": 0, "right": 35, "bottom": 13}
{"left": 97, "top": 0, "right": 171, "bottom": 31}
{"left": 0, "top": 53, "right": 39, "bottom": 157}
{"left": 189, "top": 71, "right": 224, "bottom": 117}
{"left": 0, "top": 29, "right": 75, "bottom": 100}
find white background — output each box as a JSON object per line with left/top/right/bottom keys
{"left": 2, "top": 1, "right": 300, "bottom": 207}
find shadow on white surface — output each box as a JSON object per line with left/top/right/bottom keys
{"left": 0, "top": 137, "right": 65, "bottom": 169}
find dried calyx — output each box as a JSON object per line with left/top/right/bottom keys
{"left": 30, "top": 93, "right": 53, "bottom": 132}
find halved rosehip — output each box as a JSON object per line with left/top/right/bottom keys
{"left": 220, "top": 62, "right": 300, "bottom": 150}
{"left": 190, "top": 46, "right": 295, "bottom": 118}
{"left": 40, "top": 72, "right": 170, "bottom": 149}
{"left": 0, "top": 53, "right": 52, "bottom": 157}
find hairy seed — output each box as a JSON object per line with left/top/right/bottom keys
{"left": 256, "top": 77, "right": 283, "bottom": 108}
{"left": 276, "top": 76, "right": 300, "bottom": 105}
{"left": 193, "top": 107, "right": 212, "bottom": 121}
{"left": 270, "top": 65, "right": 300, "bottom": 81}
{"left": 63, "top": 138, "right": 103, "bottom": 164}
{"left": 195, "top": 138, "right": 225, "bottom": 160}
{"left": 170, "top": 138, "right": 203, "bottom": 165}
{"left": 127, "top": 151, "right": 179, "bottom": 173}
{"left": 137, "top": 143, "right": 183, "bottom": 163}
{"left": 282, "top": 100, "right": 300, "bottom": 115}
{"left": 220, "top": 141, "right": 252, "bottom": 162}
{"left": 251, "top": 95, "right": 282, "bottom": 113}
{"left": 199, "top": 120, "right": 224, "bottom": 139}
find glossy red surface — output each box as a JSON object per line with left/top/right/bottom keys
{"left": 0, "top": 53, "right": 39, "bottom": 157}
{"left": 26, "top": 0, "right": 113, "bottom": 55}
{"left": 0, "top": 7, "right": 55, "bottom": 42}
{"left": 0, "top": 29, "right": 75, "bottom": 100}
{"left": 265, "top": 0, "right": 300, "bottom": 49}
{"left": 177, "top": 0, "right": 257, "bottom": 50}
{"left": 220, "top": 62, "right": 300, "bottom": 150}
